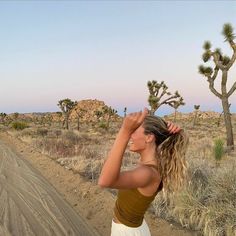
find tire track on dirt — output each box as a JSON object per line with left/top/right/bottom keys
{"left": 0, "top": 140, "right": 100, "bottom": 236}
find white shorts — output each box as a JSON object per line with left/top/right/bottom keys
{"left": 111, "top": 219, "right": 151, "bottom": 236}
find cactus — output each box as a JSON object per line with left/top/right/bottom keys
{"left": 193, "top": 105, "right": 200, "bottom": 126}
{"left": 198, "top": 23, "right": 236, "bottom": 151}
{"left": 102, "top": 106, "right": 117, "bottom": 130}
{"left": 0, "top": 113, "right": 7, "bottom": 124}
{"left": 57, "top": 98, "right": 77, "bottom": 130}
{"left": 95, "top": 110, "right": 103, "bottom": 121}
{"left": 124, "top": 107, "right": 127, "bottom": 117}
{"left": 147, "top": 80, "right": 185, "bottom": 115}
{"left": 169, "top": 98, "right": 185, "bottom": 122}
{"left": 216, "top": 104, "right": 231, "bottom": 127}
{"left": 74, "top": 107, "right": 86, "bottom": 131}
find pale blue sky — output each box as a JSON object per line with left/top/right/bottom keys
{"left": 0, "top": 1, "right": 236, "bottom": 116}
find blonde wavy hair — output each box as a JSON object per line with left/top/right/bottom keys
{"left": 143, "top": 115, "right": 189, "bottom": 193}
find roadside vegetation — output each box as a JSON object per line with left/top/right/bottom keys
{"left": 2, "top": 109, "right": 235, "bottom": 236}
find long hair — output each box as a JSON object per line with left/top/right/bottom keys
{"left": 143, "top": 115, "right": 189, "bottom": 193}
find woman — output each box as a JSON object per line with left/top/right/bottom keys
{"left": 98, "top": 108, "right": 189, "bottom": 236}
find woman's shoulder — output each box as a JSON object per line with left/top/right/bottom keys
{"left": 135, "top": 164, "right": 160, "bottom": 180}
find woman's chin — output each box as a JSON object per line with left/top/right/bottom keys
{"left": 129, "top": 146, "right": 138, "bottom": 153}
{"left": 129, "top": 146, "right": 135, "bottom": 152}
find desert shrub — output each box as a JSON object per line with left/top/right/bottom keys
{"left": 151, "top": 193, "right": 172, "bottom": 220}
{"left": 90, "top": 136, "right": 102, "bottom": 145}
{"left": 77, "top": 133, "right": 93, "bottom": 144}
{"left": 81, "top": 146, "right": 101, "bottom": 159}
{"left": 62, "top": 130, "right": 79, "bottom": 145}
{"left": 18, "top": 128, "right": 34, "bottom": 137}
{"left": 36, "top": 128, "right": 48, "bottom": 137}
{"left": 72, "top": 147, "right": 103, "bottom": 181}
{"left": 53, "top": 129, "right": 62, "bottom": 138}
{"left": 193, "top": 166, "right": 236, "bottom": 236}
{"left": 122, "top": 151, "right": 139, "bottom": 167}
{"left": 11, "top": 121, "right": 28, "bottom": 130}
{"left": 213, "top": 138, "right": 224, "bottom": 163}
{"left": 98, "top": 121, "right": 107, "bottom": 129}
{"left": 34, "top": 138, "right": 79, "bottom": 158}
{"left": 159, "top": 159, "right": 236, "bottom": 236}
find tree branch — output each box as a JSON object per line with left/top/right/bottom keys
{"left": 159, "top": 95, "right": 178, "bottom": 107}
{"left": 154, "top": 87, "right": 161, "bottom": 97}
{"left": 228, "top": 39, "right": 236, "bottom": 52}
{"left": 207, "top": 76, "right": 222, "bottom": 99}
{"left": 227, "top": 81, "right": 236, "bottom": 97}
{"left": 212, "top": 52, "right": 226, "bottom": 70}
{"left": 212, "top": 67, "right": 219, "bottom": 81}
{"left": 226, "top": 50, "right": 236, "bottom": 70}
{"left": 159, "top": 88, "right": 168, "bottom": 100}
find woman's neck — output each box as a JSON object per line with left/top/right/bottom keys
{"left": 139, "top": 148, "right": 157, "bottom": 164}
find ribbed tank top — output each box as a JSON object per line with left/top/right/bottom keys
{"left": 113, "top": 164, "right": 163, "bottom": 227}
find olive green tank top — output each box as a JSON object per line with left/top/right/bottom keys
{"left": 113, "top": 164, "right": 163, "bottom": 227}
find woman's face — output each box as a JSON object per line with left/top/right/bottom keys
{"left": 129, "top": 125, "right": 147, "bottom": 153}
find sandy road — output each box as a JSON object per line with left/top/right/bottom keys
{"left": 0, "top": 140, "right": 100, "bottom": 236}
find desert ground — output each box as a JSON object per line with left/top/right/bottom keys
{"left": 0, "top": 134, "right": 100, "bottom": 236}
{"left": 0, "top": 131, "right": 198, "bottom": 236}
{"left": 0, "top": 101, "right": 235, "bottom": 236}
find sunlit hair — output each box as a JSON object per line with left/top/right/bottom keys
{"left": 143, "top": 115, "right": 189, "bottom": 193}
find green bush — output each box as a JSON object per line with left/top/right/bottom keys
{"left": 98, "top": 121, "right": 107, "bottom": 129}
{"left": 11, "top": 121, "right": 28, "bottom": 130}
{"left": 213, "top": 138, "right": 224, "bottom": 162}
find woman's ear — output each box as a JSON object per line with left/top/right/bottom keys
{"left": 145, "top": 133, "right": 155, "bottom": 143}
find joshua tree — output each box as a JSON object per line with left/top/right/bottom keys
{"left": 75, "top": 107, "right": 86, "bottom": 131}
{"left": 198, "top": 23, "right": 236, "bottom": 151}
{"left": 13, "top": 112, "right": 19, "bottom": 121}
{"left": 55, "top": 111, "right": 63, "bottom": 127}
{"left": 124, "top": 107, "right": 127, "bottom": 117}
{"left": 217, "top": 104, "right": 231, "bottom": 127}
{"left": 57, "top": 98, "right": 77, "bottom": 130}
{"left": 147, "top": 80, "right": 184, "bottom": 115}
{"left": 0, "top": 113, "right": 7, "bottom": 123}
{"left": 95, "top": 110, "right": 103, "bottom": 121}
{"left": 193, "top": 105, "right": 200, "bottom": 126}
{"left": 169, "top": 98, "right": 185, "bottom": 122}
{"left": 102, "top": 106, "right": 117, "bottom": 130}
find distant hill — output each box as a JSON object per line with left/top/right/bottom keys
{"left": 70, "top": 99, "right": 120, "bottom": 122}
{"left": 165, "top": 110, "right": 236, "bottom": 122}
{"left": 5, "top": 101, "right": 236, "bottom": 123}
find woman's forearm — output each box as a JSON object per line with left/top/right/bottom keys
{"left": 98, "top": 127, "right": 130, "bottom": 187}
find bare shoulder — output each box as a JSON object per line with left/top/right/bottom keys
{"left": 137, "top": 165, "right": 162, "bottom": 196}
{"left": 137, "top": 164, "right": 161, "bottom": 179}
{"left": 102, "top": 165, "right": 155, "bottom": 189}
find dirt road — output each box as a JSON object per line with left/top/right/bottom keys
{"left": 0, "top": 140, "right": 100, "bottom": 236}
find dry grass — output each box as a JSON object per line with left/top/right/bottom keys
{"left": 171, "top": 160, "right": 236, "bottom": 236}
{"left": 6, "top": 116, "right": 236, "bottom": 236}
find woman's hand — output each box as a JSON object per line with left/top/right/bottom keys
{"left": 121, "top": 108, "right": 149, "bottom": 135}
{"left": 167, "top": 121, "right": 181, "bottom": 134}
{"left": 99, "top": 108, "right": 149, "bottom": 188}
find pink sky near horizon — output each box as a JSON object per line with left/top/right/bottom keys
{"left": 0, "top": 1, "right": 236, "bottom": 115}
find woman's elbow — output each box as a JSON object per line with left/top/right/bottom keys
{"left": 98, "top": 178, "right": 110, "bottom": 188}
{"left": 98, "top": 176, "right": 114, "bottom": 188}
